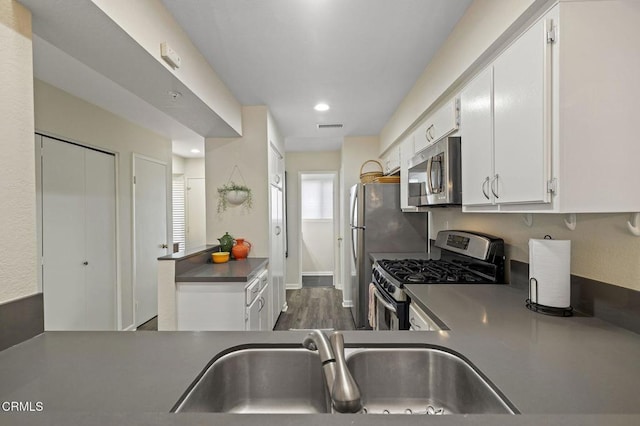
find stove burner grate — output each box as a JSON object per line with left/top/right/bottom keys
{"left": 377, "top": 258, "right": 489, "bottom": 284}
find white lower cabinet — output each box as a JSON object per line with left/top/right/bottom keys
{"left": 176, "top": 268, "right": 271, "bottom": 331}
{"left": 246, "top": 270, "right": 271, "bottom": 331}
{"left": 408, "top": 303, "right": 441, "bottom": 332}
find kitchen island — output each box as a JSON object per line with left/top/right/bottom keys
{"left": 157, "top": 245, "right": 269, "bottom": 330}
{"left": 1, "top": 284, "right": 639, "bottom": 425}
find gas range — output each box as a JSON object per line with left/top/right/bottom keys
{"left": 371, "top": 231, "right": 505, "bottom": 329}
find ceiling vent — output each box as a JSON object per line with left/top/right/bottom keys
{"left": 317, "top": 123, "right": 344, "bottom": 129}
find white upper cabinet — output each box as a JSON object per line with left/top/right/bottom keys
{"left": 461, "top": 1, "right": 640, "bottom": 213}
{"left": 460, "top": 67, "right": 495, "bottom": 207}
{"left": 461, "top": 13, "right": 552, "bottom": 209}
{"left": 414, "top": 98, "right": 460, "bottom": 154}
{"left": 399, "top": 133, "right": 417, "bottom": 212}
{"left": 269, "top": 143, "right": 284, "bottom": 188}
{"left": 381, "top": 145, "right": 400, "bottom": 175}
{"left": 493, "top": 14, "right": 551, "bottom": 205}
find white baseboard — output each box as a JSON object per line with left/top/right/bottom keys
{"left": 342, "top": 300, "right": 353, "bottom": 308}
{"left": 123, "top": 323, "right": 136, "bottom": 331}
{"left": 301, "top": 272, "right": 333, "bottom": 276}
{"left": 286, "top": 283, "right": 302, "bottom": 290}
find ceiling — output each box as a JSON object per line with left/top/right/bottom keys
{"left": 22, "top": 0, "right": 472, "bottom": 156}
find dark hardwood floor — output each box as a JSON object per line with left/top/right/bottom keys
{"left": 135, "top": 287, "right": 355, "bottom": 331}
{"left": 136, "top": 316, "right": 158, "bottom": 331}
{"left": 273, "top": 287, "right": 355, "bottom": 330}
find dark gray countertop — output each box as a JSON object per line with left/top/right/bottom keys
{"left": 175, "top": 257, "right": 268, "bottom": 282}
{"left": 1, "top": 285, "right": 639, "bottom": 424}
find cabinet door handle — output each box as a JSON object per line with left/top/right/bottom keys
{"left": 425, "top": 127, "right": 431, "bottom": 142}
{"left": 428, "top": 125, "right": 435, "bottom": 141}
{"left": 482, "top": 177, "right": 490, "bottom": 200}
{"left": 410, "top": 317, "right": 421, "bottom": 330}
{"left": 274, "top": 174, "right": 281, "bottom": 184}
{"left": 490, "top": 174, "right": 500, "bottom": 199}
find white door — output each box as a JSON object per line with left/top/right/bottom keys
{"left": 460, "top": 66, "right": 495, "bottom": 206}
{"left": 42, "top": 136, "right": 116, "bottom": 330}
{"left": 83, "top": 148, "right": 117, "bottom": 330}
{"left": 186, "top": 178, "right": 206, "bottom": 249}
{"left": 134, "top": 155, "right": 168, "bottom": 326}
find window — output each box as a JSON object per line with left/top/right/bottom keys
{"left": 301, "top": 174, "right": 333, "bottom": 220}
{"left": 172, "top": 174, "right": 185, "bottom": 251}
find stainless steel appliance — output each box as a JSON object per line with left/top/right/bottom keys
{"left": 371, "top": 230, "right": 505, "bottom": 330}
{"left": 349, "top": 183, "right": 428, "bottom": 329}
{"left": 408, "top": 136, "right": 462, "bottom": 207}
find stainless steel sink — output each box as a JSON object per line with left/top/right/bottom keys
{"left": 173, "top": 345, "right": 517, "bottom": 415}
{"left": 345, "top": 347, "right": 517, "bottom": 415}
{"left": 173, "top": 347, "right": 331, "bottom": 413}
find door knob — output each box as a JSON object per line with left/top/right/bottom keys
{"left": 160, "top": 244, "right": 168, "bottom": 249}
{"left": 83, "top": 261, "right": 89, "bottom": 266}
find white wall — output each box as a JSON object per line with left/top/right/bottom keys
{"left": 34, "top": 79, "right": 173, "bottom": 329}
{"left": 0, "top": 0, "right": 37, "bottom": 304}
{"left": 431, "top": 210, "right": 640, "bottom": 292}
{"left": 285, "top": 151, "right": 341, "bottom": 287}
{"left": 205, "top": 106, "right": 269, "bottom": 256}
{"left": 340, "top": 137, "right": 380, "bottom": 306}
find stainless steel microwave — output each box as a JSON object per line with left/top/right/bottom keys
{"left": 408, "top": 136, "right": 462, "bottom": 206}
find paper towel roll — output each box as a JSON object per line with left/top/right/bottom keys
{"left": 529, "top": 238, "right": 571, "bottom": 308}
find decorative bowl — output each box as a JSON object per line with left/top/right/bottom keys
{"left": 212, "top": 252, "right": 230, "bottom": 263}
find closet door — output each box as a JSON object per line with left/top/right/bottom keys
{"left": 84, "top": 149, "right": 117, "bottom": 330}
{"left": 42, "top": 137, "right": 117, "bottom": 330}
{"left": 42, "top": 138, "right": 86, "bottom": 330}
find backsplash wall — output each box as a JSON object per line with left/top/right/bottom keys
{"left": 430, "top": 210, "right": 640, "bottom": 292}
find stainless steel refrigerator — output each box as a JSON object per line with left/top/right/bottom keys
{"left": 349, "top": 183, "right": 428, "bottom": 328}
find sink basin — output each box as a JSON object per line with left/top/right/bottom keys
{"left": 173, "top": 347, "right": 331, "bottom": 413}
{"left": 173, "top": 344, "right": 517, "bottom": 415}
{"left": 345, "top": 347, "right": 517, "bottom": 415}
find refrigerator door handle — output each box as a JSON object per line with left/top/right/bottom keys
{"left": 350, "top": 225, "right": 366, "bottom": 230}
{"left": 351, "top": 231, "right": 357, "bottom": 264}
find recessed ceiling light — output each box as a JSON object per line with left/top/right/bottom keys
{"left": 190, "top": 149, "right": 201, "bottom": 154}
{"left": 314, "top": 103, "right": 330, "bottom": 112}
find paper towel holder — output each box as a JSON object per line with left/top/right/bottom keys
{"left": 526, "top": 277, "right": 573, "bottom": 317}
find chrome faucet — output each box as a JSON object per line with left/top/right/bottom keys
{"left": 302, "top": 330, "right": 362, "bottom": 413}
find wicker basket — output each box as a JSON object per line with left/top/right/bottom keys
{"left": 359, "top": 160, "right": 384, "bottom": 183}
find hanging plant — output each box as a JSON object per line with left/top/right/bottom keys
{"left": 217, "top": 181, "right": 253, "bottom": 214}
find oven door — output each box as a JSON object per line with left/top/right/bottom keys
{"left": 373, "top": 286, "right": 400, "bottom": 331}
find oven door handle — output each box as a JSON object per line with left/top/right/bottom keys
{"left": 373, "top": 288, "right": 397, "bottom": 314}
